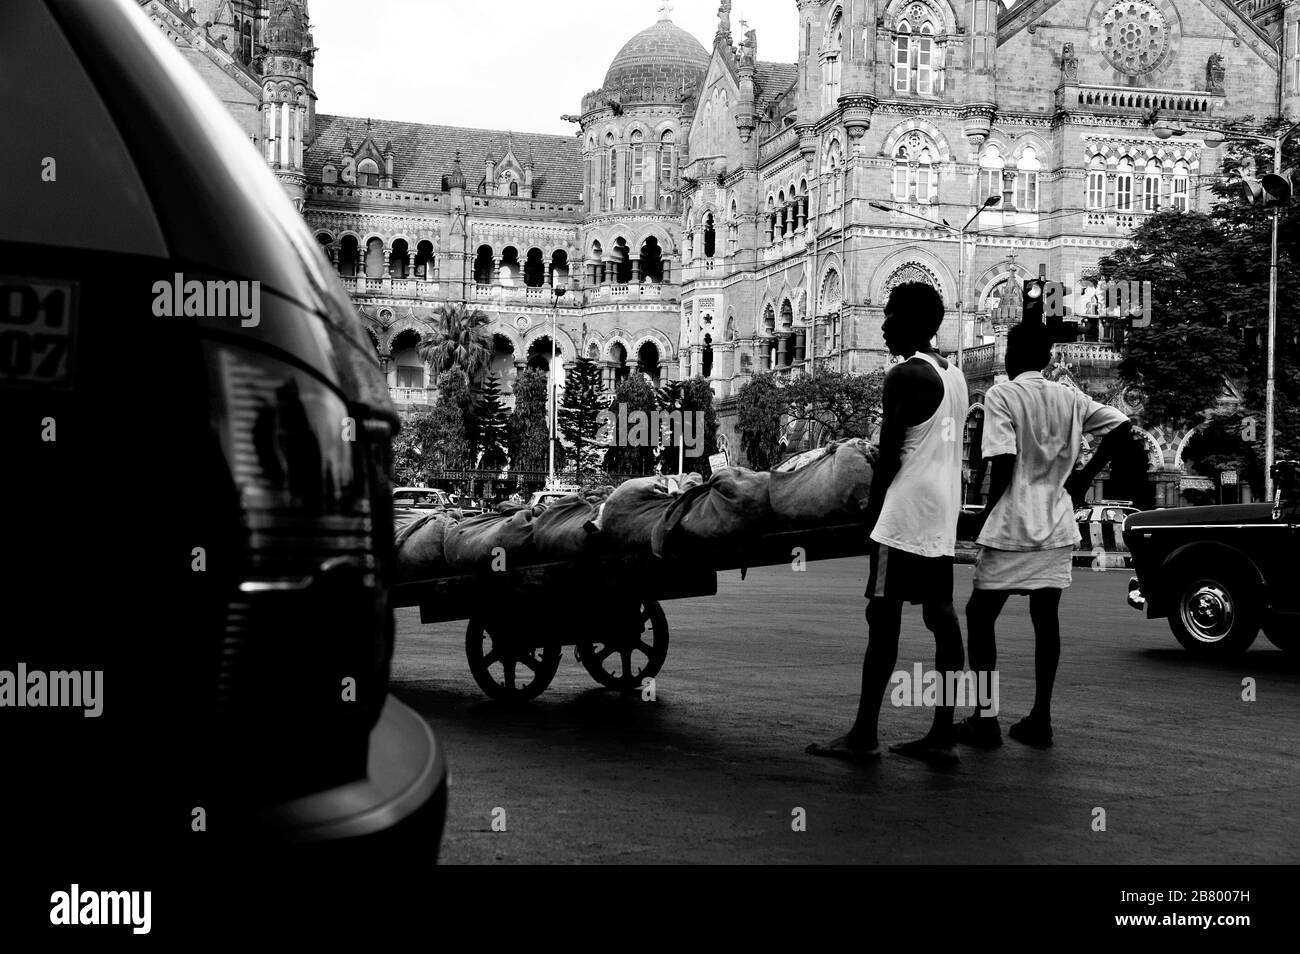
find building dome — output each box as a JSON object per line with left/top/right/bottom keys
{"left": 602, "top": 16, "right": 709, "bottom": 98}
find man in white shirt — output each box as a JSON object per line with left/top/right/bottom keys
{"left": 958, "top": 322, "right": 1132, "bottom": 748}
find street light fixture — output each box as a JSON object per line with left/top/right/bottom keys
{"left": 1149, "top": 116, "right": 1300, "bottom": 501}
{"left": 870, "top": 195, "right": 1001, "bottom": 368}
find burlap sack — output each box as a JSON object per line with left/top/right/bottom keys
{"left": 532, "top": 494, "right": 598, "bottom": 561}
{"left": 596, "top": 474, "right": 699, "bottom": 553}
{"left": 395, "top": 512, "right": 457, "bottom": 582}
{"left": 769, "top": 438, "right": 877, "bottom": 528}
{"left": 443, "top": 508, "right": 539, "bottom": 573}
{"left": 653, "top": 467, "right": 772, "bottom": 556}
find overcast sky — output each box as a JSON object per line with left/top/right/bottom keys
{"left": 308, "top": 0, "right": 800, "bottom": 135}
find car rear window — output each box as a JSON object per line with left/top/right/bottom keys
{"left": 0, "top": 2, "right": 165, "bottom": 255}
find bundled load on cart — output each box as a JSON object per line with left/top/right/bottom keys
{"left": 390, "top": 439, "right": 878, "bottom": 700}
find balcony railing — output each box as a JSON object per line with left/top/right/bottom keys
{"left": 389, "top": 386, "right": 432, "bottom": 405}
{"left": 339, "top": 275, "right": 441, "bottom": 298}
{"left": 1060, "top": 84, "right": 1219, "bottom": 116}
{"left": 960, "top": 343, "right": 997, "bottom": 377}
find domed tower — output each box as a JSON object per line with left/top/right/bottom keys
{"left": 576, "top": 8, "right": 708, "bottom": 291}
{"left": 259, "top": 0, "right": 316, "bottom": 210}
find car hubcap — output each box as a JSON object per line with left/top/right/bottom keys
{"left": 1181, "top": 582, "right": 1235, "bottom": 643}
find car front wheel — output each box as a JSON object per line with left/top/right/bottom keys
{"left": 1167, "top": 566, "right": 1260, "bottom": 656}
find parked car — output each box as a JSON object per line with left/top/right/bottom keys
{"left": 1, "top": 0, "right": 445, "bottom": 856}
{"left": 1076, "top": 501, "right": 1140, "bottom": 524}
{"left": 1123, "top": 462, "right": 1300, "bottom": 656}
{"left": 528, "top": 489, "right": 577, "bottom": 508}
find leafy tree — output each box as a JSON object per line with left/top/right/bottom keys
{"left": 427, "top": 369, "right": 471, "bottom": 473}
{"left": 391, "top": 408, "right": 437, "bottom": 486}
{"left": 660, "top": 376, "right": 719, "bottom": 475}
{"left": 735, "top": 372, "right": 785, "bottom": 470}
{"left": 472, "top": 373, "right": 510, "bottom": 472}
{"left": 418, "top": 302, "right": 494, "bottom": 382}
{"left": 507, "top": 367, "right": 550, "bottom": 474}
{"left": 1101, "top": 117, "right": 1300, "bottom": 469}
{"left": 604, "top": 373, "right": 658, "bottom": 475}
{"left": 558, "top": 355, "right": 606, "bottom": 481}
{"left": 780, "top": 369, "right": 884, "bottom": 443}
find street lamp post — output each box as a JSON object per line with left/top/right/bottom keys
{"left": 548, "top": 285, "right": 566, "bottom": 487}
{"left": 1153, "top": 119, "right": 1300, "bottom": 501}
{"left": 869, "top": 195, "right": 1000, "bottom": 368}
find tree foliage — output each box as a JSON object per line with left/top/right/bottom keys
{"left": 391, "top": 408, "right": 438, "bottom": 486}
{"left": 507, "top": 367, "right": 551, "bottom": 473}
{"left": 427, "top": 369, "right": 471, "bottom": 472}
{"left": 735, "top": 372, "right": 785, "bottom": 471}
{"left": 1100, "top": 117, "right": 1300, "bottom": 462}
{"left": 604, "top": 373, "right": 659, "bottom": 475}
{"left": 780, "top": 369, "right": 885, "bottom": 443}
{"left": 472, "top": 373, "right": 510, "bottom": 473}
{"left": 418, "top": 302, "right": 494, "bottom": 382}
{"left": 558, "top": 355, "right": 607, "bottom": 481}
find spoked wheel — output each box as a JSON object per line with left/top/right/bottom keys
{"left": 578, "top": 599, "right": 669, "bottom": 691}
{"left": 465, "top": 616, "right": 561, "bottom": 701}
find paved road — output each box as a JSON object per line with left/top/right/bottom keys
{"left": 391, "top": 558, "right": 1300, "bottom": 864}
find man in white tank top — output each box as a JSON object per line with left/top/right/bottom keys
{"left": 808, "top": 283, "right": 968, "bottom": 767}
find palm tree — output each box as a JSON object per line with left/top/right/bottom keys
{"left": 418, "top": 303, "right": 494, "bottom": 382}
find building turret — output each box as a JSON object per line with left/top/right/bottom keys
{"left": 259, "top": 0, "right": 316, "bottom": 210}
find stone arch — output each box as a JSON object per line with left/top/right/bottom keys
{"left": 1010, "top": 132, "right": 1052, "bottom": 167}
{"left": 872, "top": 247, "right": 951, "bottom": 306}
{"left": 490, "top": 321, "right": 526, "bottom": 360}
{"left": 879, "top": 119, "right": 953, "bottom": 163}
{"left": 881, "top": 0, "right": 959, "bottom": 34}
{"left": 380, "top": 314, "right": 430, "bottom": 355}
{"left": 522, "top": 322, "right": 578, "bottom": 362}
{"left": 1129, "top": 423, "right": 1167, "bottom": 472}
{"left": 1173, "top": 422, "right": 1208, "bottom": 470}
{"left": 604, "top": 333, "right": 633, "bottom": 360}
{"left": 975, "top": 263, "right": 1033, "bottom": 311}
{"left": 632, "top": 329, "right": 676, "bottom": 362}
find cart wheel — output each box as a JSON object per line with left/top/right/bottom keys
{"left": 465, "top": 617, "right": 560, "bottom": 701}
{"left": 578, "top": 600, "right": 669, "bottom": 691}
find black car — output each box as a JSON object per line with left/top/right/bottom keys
{"left": 1, "top": 0, "right": 444, "bottom": 857}
{"left": 1123, "top": 461, "right": 1300, "bottom": 656}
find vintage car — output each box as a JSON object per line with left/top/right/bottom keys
{"left": 1123, "top": 461, "right": 1299, "bottom": 656}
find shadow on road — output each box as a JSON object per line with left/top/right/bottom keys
{"left": 1138, "top": 647, "right": 1300, "bottom": 677}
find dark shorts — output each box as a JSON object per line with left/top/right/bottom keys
{"left": 865, "top": 542, "right": 954, "bottom": 605}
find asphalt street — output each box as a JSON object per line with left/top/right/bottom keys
{"left": 391, "top": 558, "right": 1300, "bottom": 864}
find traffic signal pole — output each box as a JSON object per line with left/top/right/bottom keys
{"left": 1266, "top": 135, "right": 1280, "bottom": 503}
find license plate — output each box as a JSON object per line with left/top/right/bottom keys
{"left": 0, "top": 277, "right": 77, "bottom": 389}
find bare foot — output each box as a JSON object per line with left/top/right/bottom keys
{"left": 889, "top": 734, "right": 959, "bottom": 766}
{"left": 806, "top": 734, "right": 882, "bottom": 763}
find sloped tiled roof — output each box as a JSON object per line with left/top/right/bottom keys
{"left": 754, "top": 61, "right": 797, "bottom": 113}
{"left": 306, "top": 115, "right": 584, "bottom": 203}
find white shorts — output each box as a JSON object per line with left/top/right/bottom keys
{"left": 972, "top": 545, "right": 1073, "bottom": 591}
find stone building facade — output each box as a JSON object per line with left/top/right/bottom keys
{"left": 145, "top": 0, "right": 1297, "bottom": 503}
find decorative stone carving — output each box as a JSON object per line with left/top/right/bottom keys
{"left": 1062, "top": 42, "right": 1079, "bottom": 83}
{"left": 1207, "top": 53, "right": 1225, "bottom": 94}
{"left": 1098, "top": 1, "right": 1171, "bottom": 76}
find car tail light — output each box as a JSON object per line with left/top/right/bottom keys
{"left": 203, "top": 340, "right": 393, "bottom": 800}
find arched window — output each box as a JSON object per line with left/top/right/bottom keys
{"left": 824, "top": 9, "right": 843, "bottom": 108}
{"left": 767, "top": 195, "right": 777, "bottom": 244}
{"left": 917, "top": 22, "right": 935, "bottom": 95}
{"left": 1172, "top": 160, "right": 1190, "bottom": 212}
{"left": 893, "top": 21, "right": 911, "bottom": 92}
{"left": 979, "top": 146, "right": 1003, "bottom": 203}
{"left": 357, "top": 158, "right": 379, "bottom": 187}
{"left": 1015, "top": 146, "right": 1040, "bottom": 211}
{"left": 892, "top": 132, "right": 937, "bottom": 204}
{"left": 1143, "top": 158, "right": 1162, "bottom": 212}
{"left": 508, "top": 180, "right": 519, "bottom": 196}
{"left": 703, "top": 213, "right": 716, "bottom": 258}
{"left": 1115, "top": 157, "right": 1134, "bottom": 212}
{"left": 631, "top": 130, "right": 644, "bottom": 186}
{"left": 660, "top": 130, "right": 675, "bottom": 186}
{"left": 322, "top": 163, "right": 337, "bottom": 184}
{"left": 825, "top": 139, "right": 844, "bottom": 207}
{"left": 1086, "top": 156, "right": 1106, "bottom": 210}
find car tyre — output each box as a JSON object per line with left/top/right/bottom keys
{"left": 1166, "top": 561, "right": 1260, "bottom": 656}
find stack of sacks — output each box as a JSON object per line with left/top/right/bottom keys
{"left": 442, "top": 507, "right": 540, "bottom": 573}
{"left": 594, "top": 473, "right": 702, "bottom": 554}
{"left": 768, "top": 438, "right": 878, "bottom": 529}
{"left": 395, "top": 511, "right": 458, "bottom": 583}
{"left": 652, "top": 467, "right": 772, "bottom": 556}
{"left": 531, "top": 494, "right": 598, "bottom": 561}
